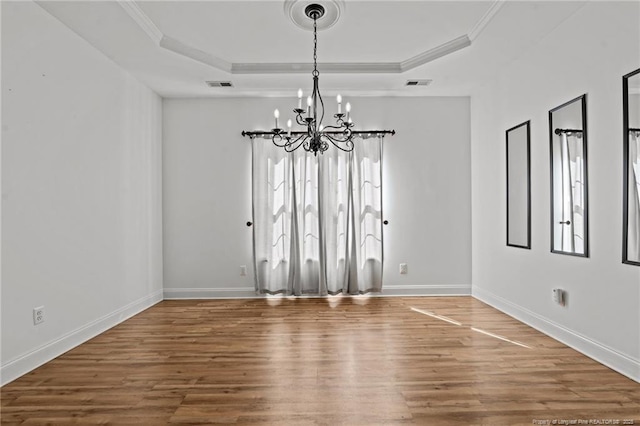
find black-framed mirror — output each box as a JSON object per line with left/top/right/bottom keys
{"left": 506, "top": 120, "right": 531, "bottom": 249}
{"left": 549, "top": 94, "right": 589, "bottom": 257}
{"left": 623, "top": 68, "right": 640, "bottom": 266}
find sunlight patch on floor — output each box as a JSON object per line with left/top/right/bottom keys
{"left": 410, "top": 306, "right": 531, "bottom": 349}
{"left": 410, "top": 307, "right": 463, "bottom": 326}
{"left": 470, "top": 327, "right": 531, "bottom": 348}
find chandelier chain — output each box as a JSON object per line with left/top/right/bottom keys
{"left": 312, "top": 17, "right": 318, "bottom": 77}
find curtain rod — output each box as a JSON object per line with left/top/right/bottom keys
{"left": 554, "top": 128, "right": 583, "bottom": 135}
{"left": 242, "top": 130, "right": 395, "bottom": 138}
{"left": 630, "top": 128, "right": 640, "bottom": 132}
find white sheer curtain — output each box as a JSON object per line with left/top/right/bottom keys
{"left": 628, "top": 131, "right": 640, "bottom": 259}
{"left": 554, "top": 133, "right": 585, "bottom": 253}
{"left": 251, "top": 136, "right": 384, "bottom": 295}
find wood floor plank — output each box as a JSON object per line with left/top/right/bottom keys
{"left": 2, "top": 296, "right": 638, "bottom": 425}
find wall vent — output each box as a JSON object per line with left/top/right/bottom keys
{"left": 405, "top": 79, "right": 432, "bottom": 87}
{"left": 206, "top": 81, "right": 233, "bottom": 87}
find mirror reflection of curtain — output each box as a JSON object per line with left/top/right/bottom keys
{"left": 558, "top": 133, "right": 585, "bottom": 253}
{"left": 251, "top": 136, "right": 384, "bottom": 295}
{"left": 628, "top": 131, "right": 640, "bottom": 260}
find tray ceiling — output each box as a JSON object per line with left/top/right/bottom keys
{"left": 34, "top": 0, "right": 588, "bottom": 97}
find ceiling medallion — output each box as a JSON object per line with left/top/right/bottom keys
{"left": 284, "top": 0, "right": 344, "bottom": 31}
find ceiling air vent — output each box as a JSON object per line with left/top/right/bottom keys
{"left": 406, "top": 79, "right": 432, "bottom": 87}
{"left": 206, "top": 81, "right": 233, "bottom": 88}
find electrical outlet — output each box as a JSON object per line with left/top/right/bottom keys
{"left": 240, "top": 265, "right": 247, "bottom": 276}
{"left": 399, "top": 263, "right": 408, "bottom": 274}
{"left": 552, "top": 289, "right": 565, "bottom": 306}
{"left": 33, "top": 306, "right": 45, "bottom": 325}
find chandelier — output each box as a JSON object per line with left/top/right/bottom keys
{"left": 242, "top": 3, "right": 395, "bottom": 155}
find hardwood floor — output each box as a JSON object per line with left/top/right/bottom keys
{"left": 2, "top": 296, "right": 639, "bottom": 425}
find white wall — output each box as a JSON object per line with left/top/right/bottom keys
{"left": 163, "top": 96, "right": 471, "bottom": 298}
{"left": 1, "top": 1, "right": 163, "bottom": 385}
{"left": 471, "top": 1, "right": 640, "bottom": 381}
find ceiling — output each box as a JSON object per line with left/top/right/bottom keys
{"left": 36, "top": 0, "right": 588, "bottom": 98}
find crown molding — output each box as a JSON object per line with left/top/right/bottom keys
{"left": 468, "top": 0, "right": 506, "bottom": 41}
{"left": 400, "top": 35, "right": 471, "bottom": 72}
{"left": 116, "top": 0, "right": 163, "bottom": 44}
{"left": 116, "top": 0, "right": 504, "bottom": 75}
{"left": 117, "top": 1, "right": 232, "bottom": 72}
{"left": 232, "top": 62, "right": 401, "bottom": 74}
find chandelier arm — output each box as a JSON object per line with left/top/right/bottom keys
{"left": 295, "top": 112, "right": 308, "bottom": 126}
{"left": 322, "top": 123, "right": 349, "bottom": 133}
{"left": 323, "top": 129, "right": 353, "bottom": 143}
{"left": 285, "top": 133, "right": 308, "bottom": 149}
{"left": 323, "top": 135, "right": 350, "bottom": 147}
{"left": 317, "top": 81, "right": 325, "bottom": 130}
{"left": 311, "top": 78, "right": 318, "bottom": 132}
{"left": 285, "top": 135, "right": 309, "bottom": 152}
{"left": 327, "top": 138, "right": 354, "bottom": 152}
{"left": 325, "top": 126, "right": 353, "bottom": 143}
{"left": 321, "top": 134, "right": 355, "bottom": 152}
{"left": 272, "top": 133, "right": 309, "bottom": 151}
{"left": 272, "top": 133, "right": 289, "bottom": 147}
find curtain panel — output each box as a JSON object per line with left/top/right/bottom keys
{"left": 251, "top": 137, "right": 384, "bottom": 296}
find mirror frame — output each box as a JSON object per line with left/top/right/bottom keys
{"left": 506, "top": 120, "right": 531, "bottom": 249}
{"left": 548, "top": 94, "right": 589, "bottom": 257}
{"left": 622, "top": 68, "right": 640, "bottom": 266}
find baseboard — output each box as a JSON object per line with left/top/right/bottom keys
{"left": 0, "top": 289, "right": 163, "bottom": 386}
{"left": 472, "top": 286, "right": 640, "bottom": 383}
{"left": 163, "top": 287, "right": 259, "bottom": 299}
{"left": 164, "top": 284, "right": 471, "bottom": 299}
{"left": 379, "top": 284, "right": 471, "bottom": 296}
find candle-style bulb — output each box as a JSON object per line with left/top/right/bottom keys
{"left": 337, "top": 94, "right": 342, "bottom": 104}
{"left": 298, "top": 89, "right": 303, "bottom": 99}
{"left": 307, "top": 96, "right": 312, "bottom": 107}
{"left": 274, "top": 109, "right": 280, "bottom": 119}
{"left": 287, "top": 119, "right": 292, "bottom": 128}
{"left": 345, "top": 102, "right": 351, "bottom": 113}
